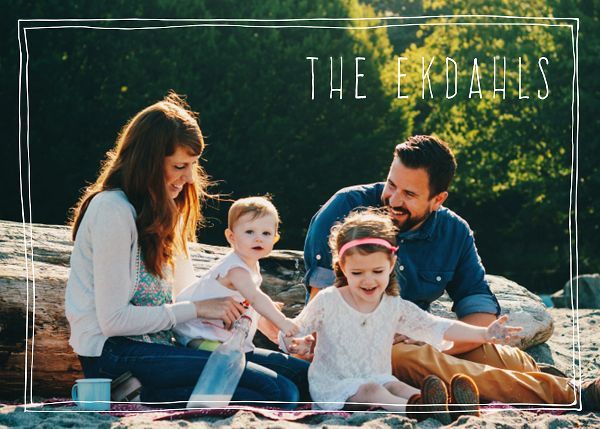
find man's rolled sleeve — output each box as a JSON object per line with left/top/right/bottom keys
{"left": 305, "top": 266, "right": 335, "bottom": 289}
{"left": 303, "top": 233, "right": 335, "bottom": 303}
{"left": 303, "top": 193, "right": 351, "bottom": 289}
{"left": 452, "top": 293, "right": 500, "bottom": 319}
{"left": 303, "top": 184, "right": 383, "bottom": 302}
{"left": 303, "top": 230, "right": 334, "bottom": 290}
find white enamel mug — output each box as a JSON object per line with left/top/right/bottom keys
{"left": 71, "top": 378, "right": 111, "bottom": 411}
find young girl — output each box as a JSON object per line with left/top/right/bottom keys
{"left": 174, "top": 196, "right": 299, "bottom": 352}
{"left": 282, "top": 209, "right": 521, "bottom": 418}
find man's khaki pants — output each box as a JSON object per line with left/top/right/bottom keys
{"left": 392, "top": 342, "right": 576, "bottom": 404}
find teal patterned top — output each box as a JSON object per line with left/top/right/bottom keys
{"left": 127, "top": 248, "right": 175, "bottom": 346}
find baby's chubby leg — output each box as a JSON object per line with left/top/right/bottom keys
{"left": 346, "top": 382, "right": 418, "bottom": 412}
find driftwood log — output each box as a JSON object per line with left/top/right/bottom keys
{"left": 0, "top": 220, "right": 553, "bottom": 399}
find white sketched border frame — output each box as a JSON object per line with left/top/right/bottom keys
{"left": 17, "top": 15, "right": 580, "bottom": 413}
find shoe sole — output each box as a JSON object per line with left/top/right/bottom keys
{"left": 450, "top": 375, "right": 480, "bottom": 418}
{"left": 422, "top": 376, "right": 452, "bottom": 425}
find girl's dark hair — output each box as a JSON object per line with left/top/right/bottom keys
{"left": 329, "top": 209, "right": 399, "bottom": 296}
{"left": 69, "top": 92, "right": 209, "bottom": 278}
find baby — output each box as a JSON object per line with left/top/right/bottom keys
{"left": 174, "top": 196, "right": 298, "bottom": 352}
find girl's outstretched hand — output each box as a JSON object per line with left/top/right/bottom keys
{"left": 484, "top": 315, "right": 523, "bottom": 344}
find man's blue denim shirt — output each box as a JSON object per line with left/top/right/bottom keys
{"left": 303, "top": 183, "right": 500, "bottom": 318}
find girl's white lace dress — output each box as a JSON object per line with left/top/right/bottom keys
{"left": 289, "top": 287, "right": 455, "bottom": 410}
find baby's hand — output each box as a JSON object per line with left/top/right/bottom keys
{"left": 281, "top": 319, "right": 300, "bottom": 337}
{"left": 484, "top": 315, "right": 523, "bottom": 344}
{"left": 286, "top": 334, "right": 315, "bottom": 358}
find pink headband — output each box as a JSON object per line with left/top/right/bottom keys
{"left": 338, "top": 238, "right": 399, "bottom": 259}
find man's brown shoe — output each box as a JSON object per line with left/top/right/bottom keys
{"left": 449, "top": 374, "right": 480, "bottom": 420}
{"left": 420, "top": 375, "right": 452, "bottom": 425}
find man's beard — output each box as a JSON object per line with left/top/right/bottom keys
{"left": 383, "top": 198, "right": 431, "bottom": 233}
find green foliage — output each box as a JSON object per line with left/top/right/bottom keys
{"left": 551, "top": 0, "right": 600, "bottom": 276}
{"left": 361, "top": 0, "right": 424, "bottom": 55}
{"left": 3, "top": 0, "right": 408, "bottom": 250}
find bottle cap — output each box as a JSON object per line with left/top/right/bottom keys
{"left": 235, "top": 315, "right": 252, "bottom": 334}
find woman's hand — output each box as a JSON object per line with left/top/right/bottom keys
{"left": 484, "top": 315, "right": 523, "bottom": 344}
{"left": 194, "top": 297, "right": 246, "bottom": 330}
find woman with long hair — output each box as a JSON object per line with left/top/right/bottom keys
{"left": 65, "top": 92, "right": 309, "bottom": 408}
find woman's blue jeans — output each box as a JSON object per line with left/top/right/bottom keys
{"left": 78, "top": 337, "right": 310, "bottom": 409}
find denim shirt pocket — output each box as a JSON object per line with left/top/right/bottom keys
{"left": 417, "top": 270, "right": 455, "bottom": 303}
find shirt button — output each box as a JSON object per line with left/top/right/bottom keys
{"left": 400, "top": 239, "right": 404, "bottom": 243}
{"left": 436, "top": 276, "right": 442, "bottom": 282}
{"left": 316, "top": 254, "right": 321, "bottom": 261}
{"left": 399, "top": 265, "right": 404, "bottom": 271}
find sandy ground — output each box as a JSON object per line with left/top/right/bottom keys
{"left": 1, "top": 308, "right": 599, "bottom": 428}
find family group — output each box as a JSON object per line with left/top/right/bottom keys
{"left": 64, "top": 93, "right": 599, "bottom": 421}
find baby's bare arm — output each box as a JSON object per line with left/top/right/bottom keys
{"left": 228, "top": 267, "right": 298, "bottom": 335}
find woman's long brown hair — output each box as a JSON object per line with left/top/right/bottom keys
{"left": 69, "top": 92, "right": 208, "bottom": 278}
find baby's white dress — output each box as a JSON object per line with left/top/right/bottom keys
{"left": 173, "top": 251, "right": 260, "bottom": 352}
{"left": 288, "top": 287, "right": 454, "bottom": 410}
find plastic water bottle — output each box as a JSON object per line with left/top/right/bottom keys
{"left": 186, "top": 315, "right": 252, "bottom": 408}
